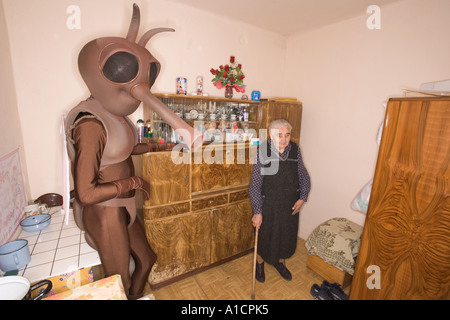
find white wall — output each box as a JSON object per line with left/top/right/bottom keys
{"left": 0, "top": 0, "right": 30, "bottom": 198}
{"left": 2, "top": 0, "right": 286, "bottom": 200}
{"left": 284, "top": 0, "right": 450, "bottom": 238}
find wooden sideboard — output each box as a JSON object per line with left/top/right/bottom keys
{"left": 135, "top": 94, "right": 303, "bottom": 288}
{"left": 349, "top": 97, "right": 450, "bottom": 299}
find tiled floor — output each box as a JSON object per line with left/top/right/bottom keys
{"left": 12, "top": 207, "right": 101, "bottom": 283}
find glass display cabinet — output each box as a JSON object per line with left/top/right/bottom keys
{"left": 136, "top": 93, "right": 303, "bottom": 288}
{"left": 142, "top": 93, "right": 260, "bottom": 144}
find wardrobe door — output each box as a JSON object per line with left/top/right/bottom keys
{"left": 350, "top": 98, "right": 450, "bottom": 300}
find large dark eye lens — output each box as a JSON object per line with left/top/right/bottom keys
{"left": 103, "top": 51, "right": 139, "bottom": 83}
{"left": 149, "top": 62, "right": 159, "bottom": 88}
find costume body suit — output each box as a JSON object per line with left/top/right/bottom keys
{"left": 65, "top": 4, "right": 197, "bottom": 299}
{"left": 66, "top": 99, "right": 157, "bottom": 299}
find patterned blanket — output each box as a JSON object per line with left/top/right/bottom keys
{"left": 305, "top": 217, "right": 363, "bottom": 275}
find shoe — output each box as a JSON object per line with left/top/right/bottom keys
{"left": 321, "top": 281, "right": 348, "bottom": 300}
{"left": 256, "top": 261, "right": 265, "bottom": 283}
{"left": 274, "top": 261, "right": 292, "bottom": 281}
{"left": 310, "top": 284, "right": 334, "bottom": 300}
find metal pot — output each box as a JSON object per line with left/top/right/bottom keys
{"left": 0, "top": 240, "right": 31, "bottom": 272}
{"left": 0, "top": 276, "right": 52, "bottom": 300}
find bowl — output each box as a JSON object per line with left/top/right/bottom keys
{"left": 34, "top": 193, "right": 63, "bottom": 207}
{"left": 0, "top": 240, "right": 30, "bottom": 272}
{"left": 20, "top": 214, "right": 51, "bottom": 232}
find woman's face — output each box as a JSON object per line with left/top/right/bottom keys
{"left": 270, "top": 125, "right": 291, "bottom": 152}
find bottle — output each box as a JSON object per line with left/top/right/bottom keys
{"left": 237, "top": 107, "right": 244, "bottom": 121}
{"left": 136, "top": 119, "right": 144, "bottom": 143}
{"left": 243, "top": 107, "right": 249, "bottom": 121}
{"left": 220, "top": 119, "right": 227, "bottom": 142}
{"left": 145, "top": 120, "right": 152, "bottom": 141}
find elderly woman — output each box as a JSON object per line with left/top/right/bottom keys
{"left": 249, "top": 119, "right": 311, "bottom": 282}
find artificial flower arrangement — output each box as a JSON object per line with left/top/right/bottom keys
{"left": 210, "top": 56, "right": 246, "bottom": 93}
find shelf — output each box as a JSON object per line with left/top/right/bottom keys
{"left": 153, "top": 93, "right": 260, "bottom": 105}
{"left": 152, "top": 119, "right": 256, "bottom": 124}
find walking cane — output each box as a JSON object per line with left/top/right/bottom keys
{"left": 251, "top": 227, "right": 259, "bottom": 300}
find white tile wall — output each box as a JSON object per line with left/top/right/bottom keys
{"left": 13, "top": 207, "right": 101, "bottom": 283}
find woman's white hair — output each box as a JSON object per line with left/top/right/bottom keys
{"left": 268, "top": 119, "right": 292, "bottom": 132}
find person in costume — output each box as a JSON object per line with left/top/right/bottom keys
{"left": 65, "top": 4, "right": 199, "bottom": 299}
{"left": 249, "top": 119, "right": 311, "bottom": 282}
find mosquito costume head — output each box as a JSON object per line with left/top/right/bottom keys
{"left": 78, "top": 3, "right": 174, "bottom": 116}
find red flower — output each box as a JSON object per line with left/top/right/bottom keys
{"left": 211, "top": 56, "right": 245, "bottom": 89}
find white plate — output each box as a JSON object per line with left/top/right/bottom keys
{"left": 0, "top": 276, "right": 29, "bottom": 300}
{"left": 189, "top": 109, "right": 198, "bottom": 119}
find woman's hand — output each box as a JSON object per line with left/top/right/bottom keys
{"left": 292, "top": 199, "right": 305, "bottom": 215}
{"left": 252, "top": 213, "right": 262, "bottom": 230}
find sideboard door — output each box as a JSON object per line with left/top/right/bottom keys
{"left": 142, "top": 151, "right": 190, "bottom": 205}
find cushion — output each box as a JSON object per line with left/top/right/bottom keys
{"left": 305, "top": 217, "right": 363, "bottom": 275}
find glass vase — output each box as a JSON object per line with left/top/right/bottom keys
{"left": 225, "top": 86, "right": 233, "bottom": 99}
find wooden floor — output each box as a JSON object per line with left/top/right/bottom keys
{"left": 144, "top": 238, "right": 337, "bottom": 300}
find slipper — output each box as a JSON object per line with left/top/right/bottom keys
{"left": 310, "top": 284, "right": 334, "bottom": 300}
{"left": 321, "top": 281, "right": 348, "bottom": 300}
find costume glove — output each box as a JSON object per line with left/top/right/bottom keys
{"left": 112, "top": 176, "right": 150, "bottom": 200}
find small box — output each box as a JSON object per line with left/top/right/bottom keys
{"left": 307, "top": 254, "right": 352, "bottom": 288}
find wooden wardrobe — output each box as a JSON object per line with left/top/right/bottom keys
{"left": 350, "top": 96, "right": 450, "bottom": 300}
